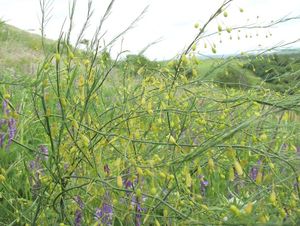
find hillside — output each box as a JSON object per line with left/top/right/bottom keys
{"left": 0, "top": 22, "right": 55, "bottom": 76}
{"left": 0, "top": 22, "right": 299, "bottom": 94}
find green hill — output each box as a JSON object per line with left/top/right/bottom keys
{"left": 0, "top": 22, "right": 55, "bottom": 76}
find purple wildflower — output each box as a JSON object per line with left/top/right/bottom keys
{"left": 2, "top": 100, "right": 8, "bottom": 114}
{"left": 1, "top": 99, "right": 17, "bottom": 150}
{"left": 104, "top": 164, "right": 110, "bottom": 175}
{"left": 75, "top": 209, "right": 83, "bottom": 226}
{"left": 135, "top": 202, "right": 142, "bottom": 226}
{"left": 124, "top": 178, "right": 133, "bottom": 189}
{"left": 249, "top": 160, "right": 262, "bottom": 181}
{"left": 131, "top": 195, "right": 146, "bottom": 226}
{"left": 0, "top": 119, "right": 6, "bottom": 148}
{"left": 39, "top": 145, "right": 49, "bottom": 160}
{"left": 7, "top": 118, "right": 16, "bottom": 148}
{"left": 0, "top": 133, "right": 5, "bottom": 148}
{"left": 95, "top": 203, "right": 113, "bottom": 225}
{"left": 199, "top": 175, "right": 209, "bottom": 195}
{"left": 29, "top": 160, "right": 36, "bottom": 171}
{"left": 74, "top": 195, "right": 85, "bottom": 209}
{"left": 0, "top": 119, "right": 6, "bottom": 129}
{"left": 28, "top": 145, "right": 50, "bottom": 197}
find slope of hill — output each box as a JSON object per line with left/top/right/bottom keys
{"left": 0, "top": 22, "right": 54, "bottom": 76}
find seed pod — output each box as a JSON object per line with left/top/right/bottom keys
{"left": 244, "top": 202, "right": 253, "bottom": 214}
{"left": 117, "top": 176, "right": 123, "bottom": 188}
{"left": 211, "top": 47, "right": 217, "bottom": 54}
{"left": 218, "top": 25, "right": 222, "bottom": 32}
{"left": 270, "top": 190, "right": 276, "bottom": 204}
{"left": 55, "top": 53, "right": 61, "bottom": 62}
{"left": 234, "top": 160, "right": 243, "bottom": 176}
{"left": 155, "top": 219, "right": 161, "bottom": 226}
{"left": 256, "top": 171, "right": 263, "bottom": 184}
{"left": 230, "top": 205, "right": 240, "bottom": 216}
{"left": 159, "top": 172, "right": 166, "bottom": 178}
{"left": 0, "top": 174, "right": 5, "bottom": 183}
{"left": 226, "top": 27, "right": 232, "bottom": 33}
{"left": 229, "top": 167, "right": 235, "bottom": 181}
{"left": 208, "top": 158, "right": 215, "bottom": 170}
{"left": 186, "top": 173, "right": 192, "bottom": 188}
{"left": 150, "top": 187, "right": 157, "bottom": 195}
{"left": 192, "top": 44, "right": 197, "bottom": 51}
{"left": 260, "top": 133, "right": 267, "bottom": 141}
{"left": 72, "top": 120, "right": 79, "bottom": 129}
{"left": 167, "top": 134, "right": 177, "bottom": 144}
{"left": 81, "top": 135, "right": 90, "bottom": 147}
{"left": 4, "top": 94, "right": 10, "bottom": 99}
{"left": 136, "top": 188, "right": 142, "bottom": 198}
{"left": 136, "top": 167, "right": 143, "bottom": 176}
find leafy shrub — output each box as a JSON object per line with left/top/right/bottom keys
{"left": 214, "top": 64, "right": 254, "bottom": 88}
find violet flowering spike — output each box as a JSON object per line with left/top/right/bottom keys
{"left": 39, "top": 145, "right": 49, "bottom": 160}
{"left": 124, "top": 178, "right": 133, "bottom": 189}
{"left": 95, "top": 203, "right": 113, "bottom": 226}
{"left": 0, "top": 133, "right": 5, "bottom": 148}
{"left": 29, "top": 160, "right": 36, "bottom": 171}
{"left": 250, "top": 167, "right": 258, "bottom": 180}
{"left": 198, "top": 175, "right": 209, "bottom": 195}
{"left": 135, "top": 202, "right": 142, "bottom": 226}
{"left": 75, "top": 195, "right": 84, "bottom": 209}
{"left": 0, "top": 119, "right": 6, "bottom": 129}
{"left": 249, "top": 160, "right": 262, "bottom": 181}
{"left": 131, "top": 195, "right": 146, "bottom": 226}
{"left": 74, "top": 209, "right": 83, "bottom": 226}
{"left": 2, "top": 100, "right": 7, "bottom": 114}
{"left": 7, "top": 118, "right": 16, "bottom": 148}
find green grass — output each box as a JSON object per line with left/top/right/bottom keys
{"left": 0, "top": 22, "right": 299, "bottom": 225}
{"left": 0, "top": 22, "right": 55, "bottom": 76}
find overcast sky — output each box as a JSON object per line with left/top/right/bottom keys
{"left": 1, "top": 0, "right": 300, "bottom": 59}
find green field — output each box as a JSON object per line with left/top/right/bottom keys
{"left": 0, "top": 17, "right": 300, "bottom": 226}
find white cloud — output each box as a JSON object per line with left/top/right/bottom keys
{"left": 0, "top": 0, "right": 299, "bottom": 59}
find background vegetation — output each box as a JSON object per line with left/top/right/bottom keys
{"left": 0, "top": 0, "right": 299, "bottom": 225}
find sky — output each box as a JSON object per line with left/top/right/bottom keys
{"left": 0, "top": 0, "right": 300, "bottom": 60}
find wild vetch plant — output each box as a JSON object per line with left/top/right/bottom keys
{"left": 0, "top": 0, "right": 299, "bottom": 225}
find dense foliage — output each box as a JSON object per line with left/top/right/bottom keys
{"left": 0, "top": 1, "right": 300, "bottom": 225}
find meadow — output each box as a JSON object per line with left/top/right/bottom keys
{"left": 0, "top": 1, "right": 300, "bottom": 225}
